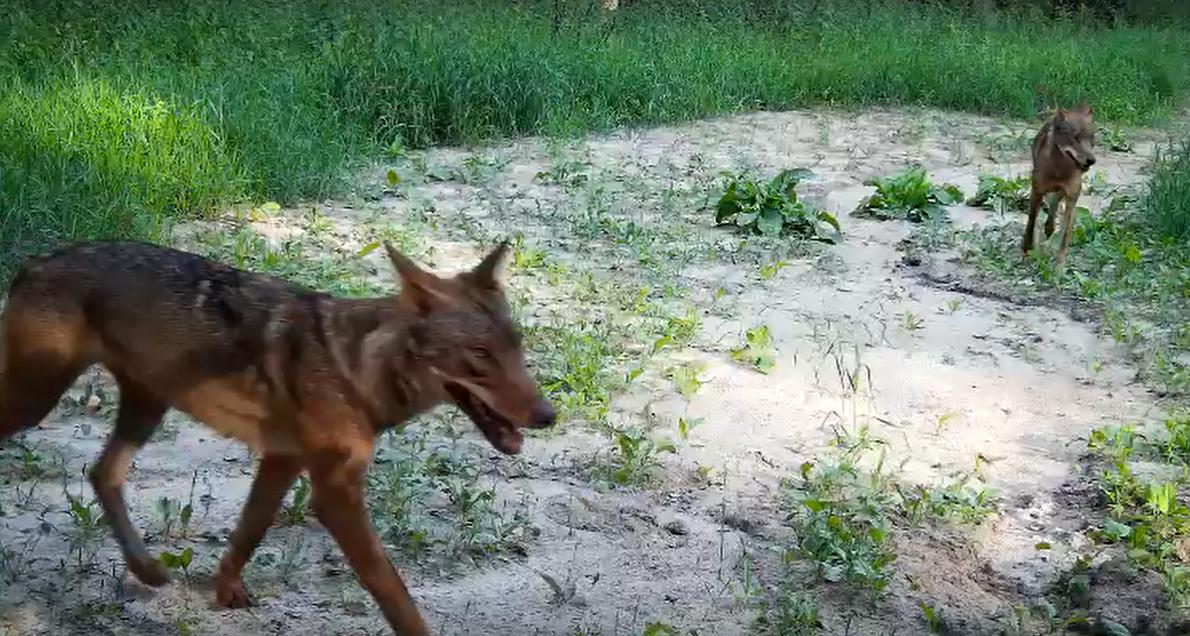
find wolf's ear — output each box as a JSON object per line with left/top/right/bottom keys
{"left": 1078, "top": 101, "right": 1093, "bottom": 115}
{"left": 1054, "top": 107, "right": 1068, "bottom": 122}
{"left": 469, "top": 241, "right": 510, "bottom": 289}
{"left": 385, "top": 243, "right": 451, "bottom": 312}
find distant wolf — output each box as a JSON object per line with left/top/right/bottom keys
{"left": 0, "top": 240, "right": 556, "bottom": 635}
{"left": 1022, "top": 103, "right": 1097, "bottom": 270}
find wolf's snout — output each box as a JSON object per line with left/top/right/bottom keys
{"left": 528, "top": 399, "right": 556, "bottom": 429}
{"left": 1084, "top": 155, "right": 1097, "bottom": 170}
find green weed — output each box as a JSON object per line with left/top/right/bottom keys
{"left": 966, "top": 174, "right": 1031, "bottom": 215}
{"left": 510, "top": 234, "right": 549, "bottom": 272}
{"left": 595, "top": 426, "right": 675, "bottom": 488}
{"left": 731, "top": 325, "right": 777, "bottom": 374}
{"left": 901, "top": 311, "right": 925, "bottom": 332}
{"left": 859, "top": 166, "right": 963, "bottom": 223}
{"left": 715, "top": 169, "right": 840, "bottom": 242}
{"left": 529, "top": 321, "right": 622, "bottom": 424}
{"left": 158, "top": 547, "right": 195, "bottom": 582}
{"left": 783, "top": 430, "right": 898, "bottom": 591}
{"left": 1086, "top": 419, "right": 1190, "bottom": 607}
{"left": 667, "top": 364, "right": 705, "bottom": 399}
{"left": 641, "top": 623, "right": 679, "bottom": 636}
{"left": 754, "top": 584, "right": 822, "bottom": 636}
{"left": 1100, "top": 124, "right": 1134, "bottom": 153}
{"left": 759, "top": 260, "right": 790, "bottom": 281}
{"left": 900, "top": 472, "right": 998, "bottom": 526}
{"left": 281, "top": 475, "right": 312, "bottom": 526}
{"left": 368, "top": 424, "right": 532, "bottom": 566}
{"left": 781, "top": 427, "right": 1000, "bottom": 596}
{"left": 63, "top": 489, "right": 106, "bottom": 570}
{"left": 920, "top": 601, "right": 950, "bottom": 635}
{"left": 535, "top": 160, "right": 589, "bottom": 188}
{"left": 1143, "top": 139, "right": 1190, "bottom": 243}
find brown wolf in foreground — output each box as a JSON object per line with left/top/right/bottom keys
{"left": 1022, "top": 103, "right": 1097, "bottom": 270}
{"left": 0, "top": 240, "right": 555, "bottom": 635}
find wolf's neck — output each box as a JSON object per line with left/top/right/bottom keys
{"left": 317, "top": 297, "right": 441, "bottom": 431}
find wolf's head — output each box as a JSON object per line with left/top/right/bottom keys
{"left": 385, "top": 242, "right": 554, "bottom": 454}
{"left": 1050, "top": 104, "right": 1097, "bottom": 173}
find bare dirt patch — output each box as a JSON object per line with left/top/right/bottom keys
{"left": 1, "top": 108, "right": 1180, "bottom": 635}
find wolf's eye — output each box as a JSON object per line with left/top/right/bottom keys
{"left": 473, "top": 347, "right": 490, "bottom": 359}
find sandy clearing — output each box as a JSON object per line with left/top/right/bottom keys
{"left": 1, "top": 107, "right": 1176, "bottom": 636}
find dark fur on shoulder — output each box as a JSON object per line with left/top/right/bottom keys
{"left": 0, "top": 240, "right": 555, "bottom": 635}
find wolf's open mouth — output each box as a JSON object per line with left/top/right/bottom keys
{"left": 1061, "top": 148, "right": 1092, "bottom": 172}
{"left": 445, "top": 382, "right": 523, "bottom": 455}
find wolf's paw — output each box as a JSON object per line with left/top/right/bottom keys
{"left": 215, "top": 573, "right": 251, "bottom": 609}
{"left": 128, "top": 555, "right": 170, "bottom": 587}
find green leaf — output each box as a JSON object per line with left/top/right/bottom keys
{"left": 385, "top": 169, "right": 400, "bottom": 186}
{"left": 1034, "top": 542, "right": 1052, "bottom": 550}
{"left": 1126, "top": 548, "right": 1153, "bottom": 563}
{"left": 1123, "top": 243, "right": 1142, "bottom": 264}
{"left": 1102, "top": 518, "right": 1132, "bottom": 541}
{"left": 642, "top": 622, "right": 678, "bottom": 636}
{"left": 770, "top": 168, "right": 814, "bottom": 198}
{"left": 715, "top": 188, "right": 741, "bottom": 224}
{"left": 817, "top": 210, "right": 841, "bottom": 233}
{"left": 357, "top": 241, "right": 382, "bottom": 257}
{"left": 756, "top": 209, "right": 784, "bottom": 236}
{"left": 936, "top": 184, "right": 963, "bottom": 205}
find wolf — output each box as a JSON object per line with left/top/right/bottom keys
{"left": 0, "top": 240, "right": 555, "bottom": 635}
{"left": 1022, "top": 103, "right": 1097, "bottom": 270}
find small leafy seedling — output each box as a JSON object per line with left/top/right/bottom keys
{"left": 281, "top": 475, "right": 312, "bottom": 526}
{"left": 641, "top": 623, "right": 679, "bottom": 636}
{"left": 667, "top": 364, "right": 704, "bottom": 399}
{"left": 535, "top": 160, "right": 588, "bottom": 187}
{"left": 731, "top": 325, "right": 776, "bottom": 374}
{"left": 598, "top": 426, "right": 675, "bottom": 487}
{"left": 1100, "top": 124, "right": 1132, "bottom": 153}
{"left": 510, "top": 235, "right": 547, "bottom": 272}
{"left": 901, "top": 311, "right": 924, "bottom": 332}
{"left": 715, "top": 169, "right": 841, "bottom": 241}
{"left": 677, "top": 417, "right": 704, "bottom": 441}
{"left": 156, "top": 496, "right": 192, "bottom": 539}
{"left": 859, "top": 166, "right": 963, "bottom": 222}
{"left": 920, "top": 601, "right": 949, "bottom": 634}
{"left": 758, "top": 260, "right": 789, "bottom": 281}
{"left": 159, "top": 547, "right": 194, "bottom": 582}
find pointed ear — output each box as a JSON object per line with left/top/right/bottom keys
{"left": 385, "top": 242, "right": 450, "bottom": 311}
{"left": 1078, "top": 101, "right": 1093, "bottom": 115}
{"left": 1054, "top": 107, "right": 1068, "bottom": 122}
{"left": 470, "top": 241, "right": 510, "bottom": 288}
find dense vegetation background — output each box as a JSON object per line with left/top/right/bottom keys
{"left": 1, "top": 0, "right": 1187, "bottom": 277}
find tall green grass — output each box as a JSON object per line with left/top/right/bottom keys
{"left": 2, "top": 0, "right": 1189, "bottom": 278}
{"left": 1143, "top": 139, "right": 1190, "bottom": 242}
